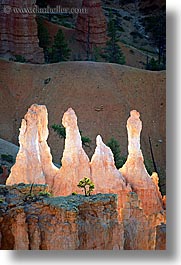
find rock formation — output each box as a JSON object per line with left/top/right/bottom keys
{"left": 90, "top": 135, "right": 131, "bottom": 209}
{"left": 0, "top": 166, "right": 9, "bottom": 185}
{"left": 6, "top": 104, "right": 58, "bottom": 186}
{"left": 4, "top": 105, "right": 166, "bottom": 250}
{"left": 121, "top": 192, "right": 165, "bottom": 250}
{"left": 0, "top": 184, "right": 166, "bottom": 250}
{"left": 120, "top": 110, "right": 163, "bottom": 215}
{"left": 155, "top": 223, "right": 166, "bottom": 250}
{"left": 76, "top": 0, "right": 107, "bottom": 49}
{"left": 6, "top": 105, "right": 165, "bottom": 217}
{"left": 0, "top": 184, "right": 123, "bottom": 250}
{"left": 0, "top": 0, "right": 44, "bottom": 63}
{"left": 52, "top": 108, "right": 91, "bottom": 196}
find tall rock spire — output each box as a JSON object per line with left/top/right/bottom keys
{"left": 0, "top": 0, "right": 44, "bottom": 63}
{"left": 120, "top": 110, "right": 163, "bottom": 215}
{"left": 6, "top": 104, "right": 58, "bottom": 186}
{"left": 76, "top": 0, "right": 107, "bottom": 49}
{"left": 52, "top": 108, "right": 91, "bottom": 196}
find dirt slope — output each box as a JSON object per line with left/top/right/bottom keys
{"left": 0, "top": 59, "right": 166, "bottom": 190}
{"left": 44, "top": 19, "right": 150, "bottom": 68}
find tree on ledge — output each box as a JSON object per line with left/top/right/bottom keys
{"left": 77, "top": 177, "right": 95, "bottom": 196}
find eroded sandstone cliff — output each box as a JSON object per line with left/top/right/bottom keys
{"left": 0, "top": 184, "right": 123, "bottom": 250}
{"left": 3, "top": 104, "right": 166, "bottom": 250}
{"left": 6, "top": 104, "right": 58, "bottom": 187}
{"left": 52, "top": 108, "right": 91, "bottom": 196}
{"left": 0, "top": 0, "right": 44, "bottom": 63}
{"left": 0, "top": 184, "right": 166, "bottom": 250}
{"left": 76, "top": 0, "right": 107, "bottom": 48}
{"left": 120, "top": 110, "right": 164, "bottom": 215}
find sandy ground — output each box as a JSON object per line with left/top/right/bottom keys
{"left": 0, "top": 59, "right": 166, "bottom": 191}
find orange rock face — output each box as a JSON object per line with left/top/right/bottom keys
{"left": 0, "top": 0, "right": 44, "bottom": 63}
{"left": 120, "top": 110, "right": 164, "bottom": 215}
{"left": 6, "top": 104, "right": 58, "bottom": 186}
{"left": 5, "top": 105, "right": 166, "bottom": 250}
{"left": 52, "top": 108, "right": 91, "bottom": 196}
{"left": 90, "top": 135, "right": 131, "bottom": 210}
{"left": 0, "top": 185, "right": 166, "bottom": 250}
{"left": 76, "top": 0, "right": 107, "bottom": 48}
{"left": 0, "top": 185, "right": 123, "bottom": 250}
{"left": 121, "top": 192, "right": 166, "bottom": 250}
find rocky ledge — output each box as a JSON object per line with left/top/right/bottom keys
{"left": 0, "top": 184, "right": 122, "bottom": 250}
{"left": 0, "top": 184, "right": 166, "bottom": 250}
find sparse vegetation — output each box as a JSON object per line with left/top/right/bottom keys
{"left": 10, "top": 55, "right": 26, "bottom": 63}
{"left": 146, "top": 57, "right": 166, "bottom": 71}
{"left": 92, "top": 46, "right": 103, "bottom": 62}
{"left": 52, "top": 124, "right": 91, "bottom": 148}
{"left": 142, "top": 11, "right": 166, "bottom": 67}
{"left": 1, "top": 154, "right": 14, "bottom": 163}
{"left": 50, "top": 29, "right": 71, "bottom": 63}
{"left": 102, "top": 12, "right": 125, "bottom": 65}
{"left": 38, "top": 191, "right": 52, "bottom": 197}
{"left": 77, "top": 177, "right": 95, "bottom": 196}
{"left": 144, "top": 159, "right": 154, "bottom": 176}
{"left": 37, "top": 18, "right": 51, "bottom": 50}
{"left": 130, "top": 31, "right": 143, "bottom": 39}
{"left": 37, "top": 17, "right": 51, "bottom": 62}
{"left": 0, "top": 198, "right": 4, "bottom": 203}
{"left": 106, "top": 138, "right": 126, "bottom": 169}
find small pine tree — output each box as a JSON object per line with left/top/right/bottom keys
{"left": 51, "top": 29, "right": 71, "bottom": 62}
{"left": 107, "top": 137, "right": 126, "bottom": 169}
{"left": 77, "top": 177, "right": 95, "bottom": 196}
{"left": 37, "top": 18, "right": 51, "bottom": 50}
{"left": 37, "top": 18, "right": 51, "bottom": 62}
{"left": 103, "top": 12, "right": 125, "bottom": 65}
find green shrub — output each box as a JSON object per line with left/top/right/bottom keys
{"left": 14, "top": 55, "right": 26, "bottom": 63}
{"left": 37, "top": 18, "right": 51, "bottom": 50}
{"left": 0, "top": 198, "right": 4, "bottom": 203}
{"left": 77, "top": 177, "right": 95, "bottom": 196}
{"left": 102, "top": 12, "right": 125, "bottom": 65}
{"left": 106, "top": 138, "right": 126, "bottom": 169}
{"left": 52, "top": 124, "right": 91, "bottom": 147}
{"left": 1, "top": 154, "right": 14, "bottom": 163}
{"left": 38, "top": 191, "right": 52, "bottom": 197}
{"left": 50, "top": 29, "right": 71, "bottom": 63}
{"left": 146, "top": 57, "right": 166, "bottom": 71}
